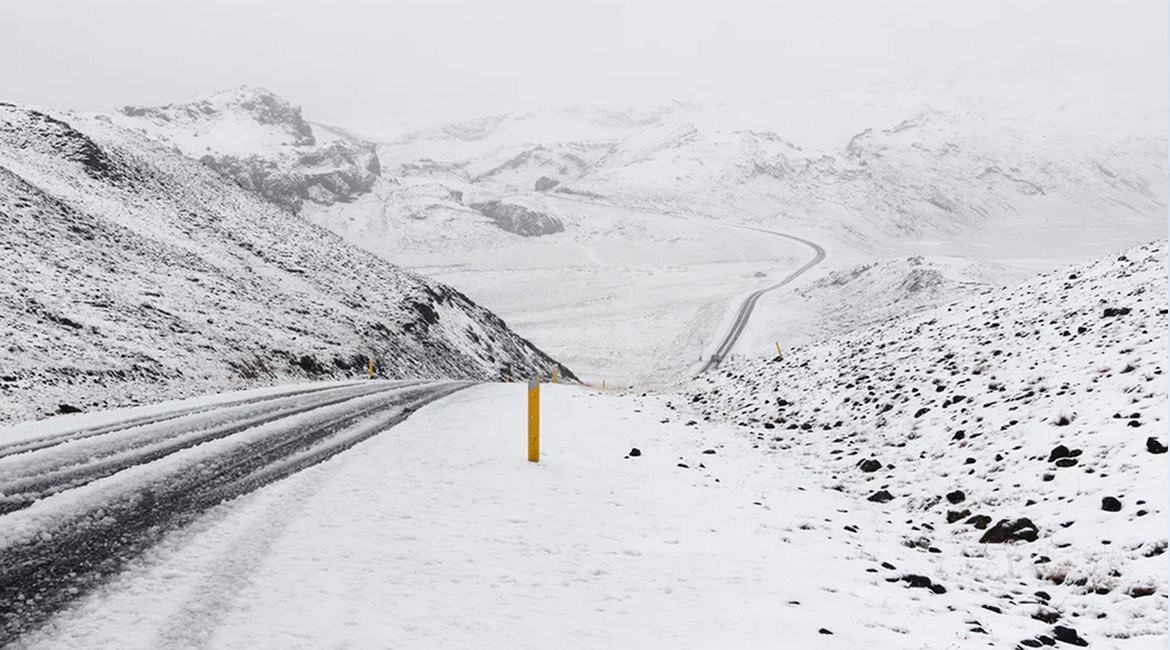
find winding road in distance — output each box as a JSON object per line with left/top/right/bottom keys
{"left": 697, "top": 225, "right": 825, "bottom": 372}
{"left": 543, "top": 192, "right": 827, "bottom": 374}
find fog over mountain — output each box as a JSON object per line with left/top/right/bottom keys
{"left": 2, "top": 0, "right": 1166, "bottom": 123}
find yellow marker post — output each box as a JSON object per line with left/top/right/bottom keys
{"left": 527, "top": 376, "right": 540, "bottom": 463}
{"left": 775, "top": 342, "right": 783, "bottom": 360}
{"left": 368, "top": 359, "right": 374, "bottom": 378}
{"left": 602, "top": 379, "right": 606, "bottom": 389}
{"left": 553, "top": 368, "right": 557, "bottom": 383}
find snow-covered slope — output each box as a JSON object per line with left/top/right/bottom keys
{"left": 556, "top": 109, "right": 1166, "bottom": 240}
{"left": 685, "top": 240, "right": 1169, "bottom": 646}
{"left": 0, "top": 103, "right": 573, "bottom": 424}
{"left": 111, "top": 87, "right": 380, "bottom": 212}
{"left": 767, "top": 254, "right": 1006, "bottom": 346}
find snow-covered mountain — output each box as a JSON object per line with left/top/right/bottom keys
{"left": 685, "top": 240, "right": 1168, "bottom": 646}
{"left": 111, "top": 87, "right": 380, "bottom": 213}
{"left": 331, "top": 97, "right": 1167, "bottom": 257}
{"left": 549, "top": 109, "right": 1166, "bottom": 240}
{"left": 0, "top": 103, "right": 573, "bottom": 424}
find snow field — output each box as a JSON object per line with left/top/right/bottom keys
{"left": 15, "top": 383, "right": 1020, "bottom": 649}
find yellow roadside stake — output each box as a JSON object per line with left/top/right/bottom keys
{"left": 527, "top": 376, "right": 540, "bottom": 463}
{"left": 775, "top": 342, "right": 783, "bottom": 360}
{"left": 368, "top": 359, "right": 374, "bottom": 378}
{"left": 553, "top": 368, "right": 557, "bottom": 383}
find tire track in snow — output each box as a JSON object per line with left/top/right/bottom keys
{"left": 0, "top": 382, "right": 366, "bottom": 461}
{"left": 0, "top": 382, "right": 419, "bottom": 515}
{"left": 0, "top": 380, "right": 469, "bottom": 646}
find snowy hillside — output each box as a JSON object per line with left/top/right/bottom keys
{"left": 554, "top": 109, "right": 1167, "bottom": 240}
{"left": 111, "top": 87, "right": 380, "bottom": 212}
{"left": 0, "top": 103, "right": 572, "bottom": 424}
{"left": 346, "top": 96, "right": 1166, "bottom": 247}
{"left": 685, "top": 240, "right": 1169, "bottom": 646}
{"left": 753, "top": 254, "right": 1007, "bottom": 349}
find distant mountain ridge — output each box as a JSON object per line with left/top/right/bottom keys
{"left": 113, "top": 87, "right": 381, "bottom": 213}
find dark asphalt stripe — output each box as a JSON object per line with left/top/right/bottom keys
{"left": 0, "top": 384, "right": 407, "bottom": 513}
{"left": 0, "top": 382, "right": 374, "bottom": 460}
{"left": 0, "top": 382, "right": 469, "bottom": 645}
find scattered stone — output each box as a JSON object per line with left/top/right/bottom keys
{"left": 880, "top": 562, "right": 896, "bottom": 570}
{"left": 1048, "top": 445, "right": 1072, "bottom": 462}
{"left": 979, "top": 518, "right": 1039, "bottom": 543}
{"left": 1052, "top": 625, "right": 1088, "bottom": 646}
{"left": 966, "top": 514, "right": 992, "bottom": 529}
{"left": 914, "top": 407, "right": 930, "bottom": 418}
{"left": 628, "top": 447, "right": 641, "bottom": 457}
{"left": 1147, "top": 438, "right": 1167, "bottom": 454}
{"left": 946, "top": 490, "right": 966, "bottom": 504}
{"left": 1054, "top": 458, "right": 1078, "bottom": 468}
{"left": 57, "top": 403, "right": 82, "bottom": 414}
{"left": 1101, "top": 496, "right": 1122, "bottom": 512}
{"left": 947, "top": 509, "right": 971, "bottom": 523}
{"left": 1033, "top": 608, "right": 1061, "bottom": 624}
{"left": 858, "top": 458, "right": 882, "bottom": 472}
{"left": 702, "top": 449, "right": 716, "bottom": 455}
{"left": 1127, "top": 585, "right": 1156, "bottom": 598}
{"left": 818, "top": 628, "right": 832, "bottom": 635}
{"left": 677, "top": 463, "right": 689, "bottom": 469}
{"left": 868, "top": 490, "right": 894, "bottom": 503}
{"left": 1102, "top": 307, "right": 1131, "bottom": 318}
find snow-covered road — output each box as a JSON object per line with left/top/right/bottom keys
{"left": 540, "top": 193, "right": 827, "bottom": 374}
{"left": 697, "top": 226, "right": 825, "bottom": 372}
{"left": 0, "top": 380, "right": 470, "bottom": 644}
{"left": 9, "top": 383, "right": 992, "bottom": 650}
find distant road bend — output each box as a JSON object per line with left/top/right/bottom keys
{"left": 700, "top": 226, "right": 826, "bottom": 373}
{"left": 541, "top": 191, "right": 827, "bottom": 374}
{"left": 0, "top": 379, "right": 470, "bottom": 645}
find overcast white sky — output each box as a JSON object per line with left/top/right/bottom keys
{"left": 2, "top": 0, "right": 1166, "bottom": 121}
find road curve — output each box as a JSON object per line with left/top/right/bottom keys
{"left": 0, "top": 379, "right": 469, "bottom": 645}
{"left": 698, "top": 227, "right": 825, "bottom": 372}
{"left": 542, "top": 192, "right": 826, "bottom": 374}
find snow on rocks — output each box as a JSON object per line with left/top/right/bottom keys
{"left": 0, "top": 103, "right": 572, "bottom": 424}
{"left": 686, "top": 240, "right": 1169, "bottom": 646}
{"left": 9, "top": 383, "right": 1057, "bottom": 649}
{"left": 111, "top": 87, "right": 380, "bottom": 213}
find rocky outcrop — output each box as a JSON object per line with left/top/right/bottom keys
{"left": 534, "top": 176, "right": 560, "bottom": 191}
{"left": 116, "top": 87, "right": 381, "bottom": 213}
{"left": 469, "top": 200, "right": 565, "bottom": 237}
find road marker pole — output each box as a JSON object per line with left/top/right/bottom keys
{"left": 527, "top": 377, "right": 540, "bottom": 463}
{"left": 775, "top": 342, "right": 783, "bottom": 360}
{"left": 368, "top": 359, "right": 374, "bottom": 378}
{"left": 553, "top": 368, "right": 557, "bottom": 383}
